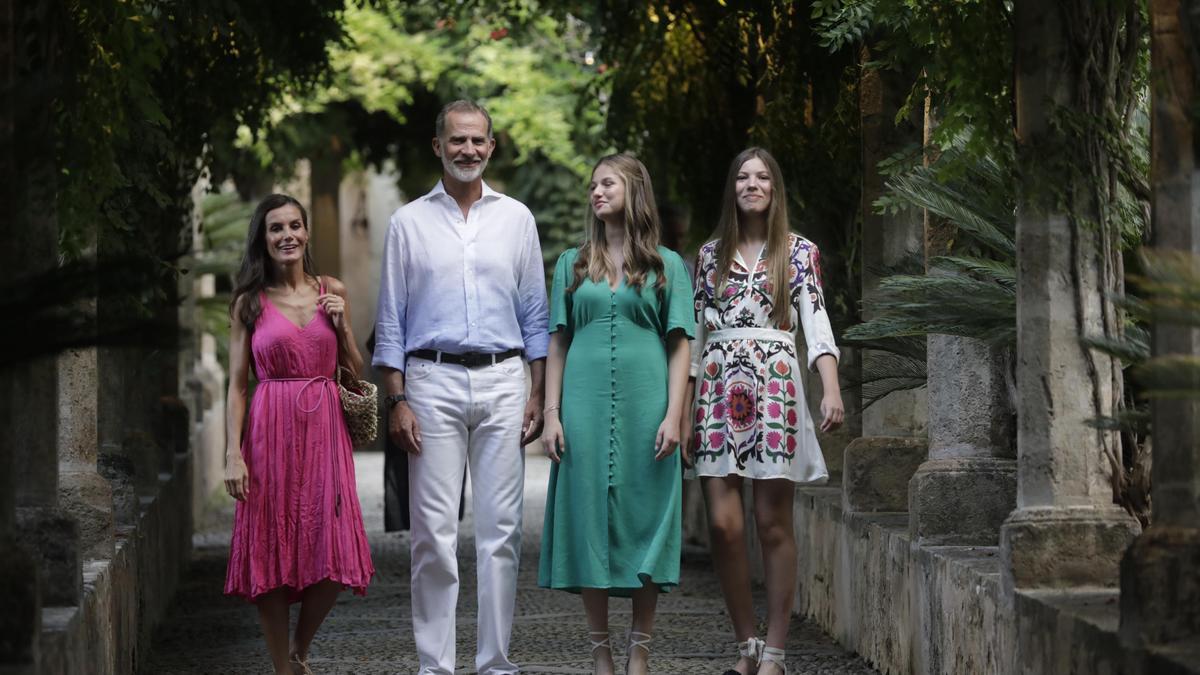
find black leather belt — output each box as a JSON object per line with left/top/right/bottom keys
{"left": 408, "top": 348, "right": 523, "bottom": 368}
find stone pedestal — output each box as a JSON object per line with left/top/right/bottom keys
{"left": 15, "top": 508, "right": 80, "bottom": 607}
{"left": 909, "top": 335, "right": 1016, "bottom": 545}
{"left": 841, "top": 436, "right": 926, "bottom": 512}
{"left": 1121, "top": 525, "right": 1200, "bottom": 646}
{"left": 1001, "top": 505, "right": 1138, "bottom": 592}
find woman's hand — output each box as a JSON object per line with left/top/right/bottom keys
{"left": 820, "top": 391, "right": 845, "bottom": 433}
{"left": 542, "top": 412, "right": 565, "bottom": 463}
{"left": 224, "top": 452, "right": 249, "bottom": 501}
{"left": 655, "top": 414, "right": 680, "bottom": 461}
{"left": 318, "top": 293, "right": 346, "bottom": 331}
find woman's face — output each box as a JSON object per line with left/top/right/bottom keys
{"left": 735, "top": 156, "right": 773, "bottom": 217}
{"left": 590, "top": 163, "right": 626, "bottom": 223}
{"left": 263, "top": 204, "right": 308, "bottom": 266}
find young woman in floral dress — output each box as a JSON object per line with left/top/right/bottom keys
{"left": 683, "top": 148, "right": 844, "bottom": 675}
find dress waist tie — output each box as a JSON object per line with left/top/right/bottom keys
{"left": 259, "top": 374, "right": 341, "bottom": 516}
{"left": 707, "top": 328, "right": 795, "bottom": 344}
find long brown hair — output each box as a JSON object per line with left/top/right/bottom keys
{"left": 230, "top": 194, "right": 318, "bottom": 329}
{"left": 570, "top": 153, "right": 665, "bottom": 293}
{"left": 713, "top": 147, "right": 792, "bottom": 326}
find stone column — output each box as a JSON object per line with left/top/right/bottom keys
{"left": 1120, "top": 0, "right": 1200, "bottom": 651}
{"left": 909, "top": 335, "right": 1016, "bottom": 544}
{"left": 1000, "top": 1, "right": 1139, "bottom": 596}
{"left": 57, "top": 346, "right": 116, "bottom": 562}
{"left": 842, "top": 50, "right": 929, "bottom": 514}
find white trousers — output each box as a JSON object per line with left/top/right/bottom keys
{"left": 405, "top": 355, "right": 527, "bottom": 675}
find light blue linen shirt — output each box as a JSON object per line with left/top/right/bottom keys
{"left": 372, "top": 181, "right": 550, "bottom": 372}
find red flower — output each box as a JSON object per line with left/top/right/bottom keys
{"left": 766, "top": 431, "right": 782, "bottom": 449}
{"left": 705, "top": 361, "right": 719, "bottom": 377}
{"left": 708, "top": 431, "right": 726, "bottom": 448}
{"left": 714, "top": 381, "right": 725, "bottom": 396}
{"left": 726, "top": 384, "right": 756, "bottom": 432}
{"left": 713, "top": 402, "right": 726, "bottom": 420}
{"left": 767, "top": 380, "right": 781, "bottom": 395}
{"left": 786, "top": 435, "right": 797, "bottom": 454}
{"left": 786, "top": 409, "right": 797, "bottom": 426}
{"left": 773, "top": 360, "right": 790, "bottom": 376}
{"left": 699, "top": 379, "right": 710, "bottom": 396}
{"left": 695, "top": 407, "right": 705, "bottom": 424}
{"left": 767, "top": 401, "right": 782, "bottom": 419}
{"left": 490, "top": 27, "right": 509, "bottom": 40}
{"left": 786, "top": 381, "right": 796, "bottom": 396}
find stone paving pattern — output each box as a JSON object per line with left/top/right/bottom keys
{"left": 148, "top": 452, "right": 879, "bottom": 674}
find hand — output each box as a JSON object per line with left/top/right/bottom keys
{"left": 318, "top": 293, "right": 346, "bottom": 331}
{"left": 820, "top": 392, "right": 845, "bottom": 433}
{"left": 521, "top": 397, "right": 544, "bottom": 446}
{"left": 542, "top": 414, "right": 565, "bottom": 463}
{"left": 654, "top": 414, "right": 680, "bottom": 461}
{"left": 679, "top": 413, "right": 695, "bottom": 469}
{"left": 224, "top": 452, "right": 249, "bottom": 501}
{"left": 389, "top": 401, "right": 422, "bottom": 455}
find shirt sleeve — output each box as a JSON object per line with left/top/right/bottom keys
{"left": 372, "top": 215, "right": 408, "bottom": 371}
{"left": 517, "top": 213, "right": 550, "bottom": 360}
{"left": 549, "top": 248, "right": 574, "bottom": 336}
{"left": 661, "top": 251, "right": 695, "bottom": 339}
{"left": 689, "top": 248, "right": 709, "bottom": 379}
{"left": 795, "top": 241, "right": 840, "bottom": 371}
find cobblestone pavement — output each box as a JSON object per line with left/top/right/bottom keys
{"left": 148, "top": 452, "right": 879, "bottom": 674}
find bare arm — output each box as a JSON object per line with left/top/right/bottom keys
{"left": 224, "top": 297, "right": 252, "bottom": 500}
{"left": 541, "top": 332, "right": 570, "bottom": 462}
{"left": 814, "top": 353, "right": 844, "bottom": 432}
{"left": 319, "top": 276, "right": 364, "bottom": 377}
{"left": 655, "top": 331, "right": 691, "bottom": 460}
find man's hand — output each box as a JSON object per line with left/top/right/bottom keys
{"left": 389, "top": 402, "right": 422, "bottom": 455}
{"left": 521, "top": 397, "right": 544, "bottom": 446}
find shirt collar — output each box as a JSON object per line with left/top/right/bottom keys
{"left": 426, "top": 179, "right": 501, "bottom": 203}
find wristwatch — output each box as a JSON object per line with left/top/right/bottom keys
{"left": 385, "top": 393, "right": 408, "bottom": 408}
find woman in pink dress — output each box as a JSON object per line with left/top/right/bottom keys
{"left": 223, "top": 194, "right": 375, "bottom": 675}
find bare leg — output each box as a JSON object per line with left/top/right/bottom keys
{"left": 291, "top": 580, "right": 343, "bottom": 662}
{"left": 582, "top": 588, "right": 615, "bottom": 675}
{"left": 702, "top": 475, "right": 758, "bottom": 675}
{"left": 255, "top": 588, "right": 292, "bottom": 675}
{"left": 627, "top": 581, "right": 658, "bottom": 675}
{"left": 754, "top": 479, "right": 797, "bottom": 675}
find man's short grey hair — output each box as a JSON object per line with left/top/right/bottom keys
{"left": 435, "top": 100, "right": 494, "bottom": 140}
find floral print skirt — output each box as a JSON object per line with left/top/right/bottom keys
{"left": 690, "top": 329, "right": 829, "bottom": 483}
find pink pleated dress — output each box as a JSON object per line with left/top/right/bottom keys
{"left": 224, "top": 283, "right": 375, "bottom": 603}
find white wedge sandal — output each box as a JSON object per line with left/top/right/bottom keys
{"left": 759, "top": 645, "right": 788, "bottom": 675}
{"left": 722, "top": 636, "right": 765, "bottom": 675}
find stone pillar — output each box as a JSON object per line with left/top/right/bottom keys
{"left": 57, "top": 347, "right": 116, "bottom": 562}
{"left": 909, "top": 335, "right": 1017, "bottom": 544}
{"left": 841, "top": 49, "right": 928, "bottom": 513}
{"left": 1120, "top": 0, "right": 1200, "bottom": 651}
{"left": 1000, "top": 1, "right": 1139, "bottom": 596}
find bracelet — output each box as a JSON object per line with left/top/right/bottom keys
{"left": 544, "top": 405, "right": 560, "bottom": 414}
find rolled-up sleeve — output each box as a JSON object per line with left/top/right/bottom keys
{"left": 516, "top": 214, "right": 550, "bottom": 360}
{"left": 797, "top": 243, "right": 840, "bottom": 371}
{"left": 372, "top": 216, "right": 408, "bottom": 371}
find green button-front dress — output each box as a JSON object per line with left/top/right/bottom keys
{"left": 538, "top": 246, "right": 695, "bottom": 596}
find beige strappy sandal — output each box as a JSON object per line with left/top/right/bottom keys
{"left": 759, "top": 645, "right": 787, "bottom": 675}
{"left": 289, "top": 652, "right": 314, "bottom": 675}
{"left": 722, "top": 636, "right": 764, "bottom": 675}
{"left": 589, "top": 631, "right": 613, "bottom": 672}
{"left": 624, "top": 630, "right": 652, "bottom": 674}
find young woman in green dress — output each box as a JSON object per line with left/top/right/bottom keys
{"left": 538, "top": 153, "right": 694, "bottom": 675}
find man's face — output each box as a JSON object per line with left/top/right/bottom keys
{"left": 433, "top": 111, "right": 495, "bottom": 183}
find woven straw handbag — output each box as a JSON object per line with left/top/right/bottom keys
{"left": 337, "top": 366, "right": 378, "bottom": 447}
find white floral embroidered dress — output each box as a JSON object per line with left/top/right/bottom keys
{"left": 689, "top": 233, "right": 838, "bottom": 483}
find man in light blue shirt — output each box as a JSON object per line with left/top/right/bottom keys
{"left": 373, "top": 100, "right": 548, "bottom": 675}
